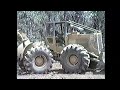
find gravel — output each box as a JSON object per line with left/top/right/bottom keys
{"left": 17, "top": 61, "right": 105, "bottom": 79}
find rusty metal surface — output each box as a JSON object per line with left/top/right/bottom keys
{"left": 35, "top": 56, "right": 47, "bottom": 67}
{"left": 69, "top": 55, "right": 78, "bottom": 66}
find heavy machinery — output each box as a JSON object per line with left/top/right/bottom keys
{"left": 17, "top": 20, "right": 105, "bottom": 74}
{"left": 17, "top": 30, "right": 33, "bottom": 73}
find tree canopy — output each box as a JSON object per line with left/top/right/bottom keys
{"left": 17, "top": 11, "right": 105, "bottom": 44}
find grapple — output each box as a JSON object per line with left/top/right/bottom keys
{"left": 17, "top": 31, "right": 33, "bottom": 65}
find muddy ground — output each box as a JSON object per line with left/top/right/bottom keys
{"left": 17, "top": 61, "right": 105, "bottom": 79}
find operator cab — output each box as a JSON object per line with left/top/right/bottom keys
{"left": 45, "top": 22, "right": 66, "bottom": 46}
{"left": 45, "top": 21, "right": 85, "bottom": 46}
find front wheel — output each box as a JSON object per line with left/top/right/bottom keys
{"left": 24, "top": 46, "right": 53, "bottom": 74}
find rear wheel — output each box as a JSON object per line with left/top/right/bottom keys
{"left": 24, "top": 46, "right": 53, "bottom": 74}
{"left": 60, "top": 44, "right": 90, "bottom": 73}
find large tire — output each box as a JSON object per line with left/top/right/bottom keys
{"left": 24, "top": 46, "right": 53, "bottom": 74}
{"left": 60, "top": 44, "right": 90, "bottom": 73}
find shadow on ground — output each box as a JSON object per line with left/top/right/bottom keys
{"left": 49, "top": 69, "right": 64, "bottom": 74}
{"left": 49, "top": 68, "right": 105, "bottom": 75}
